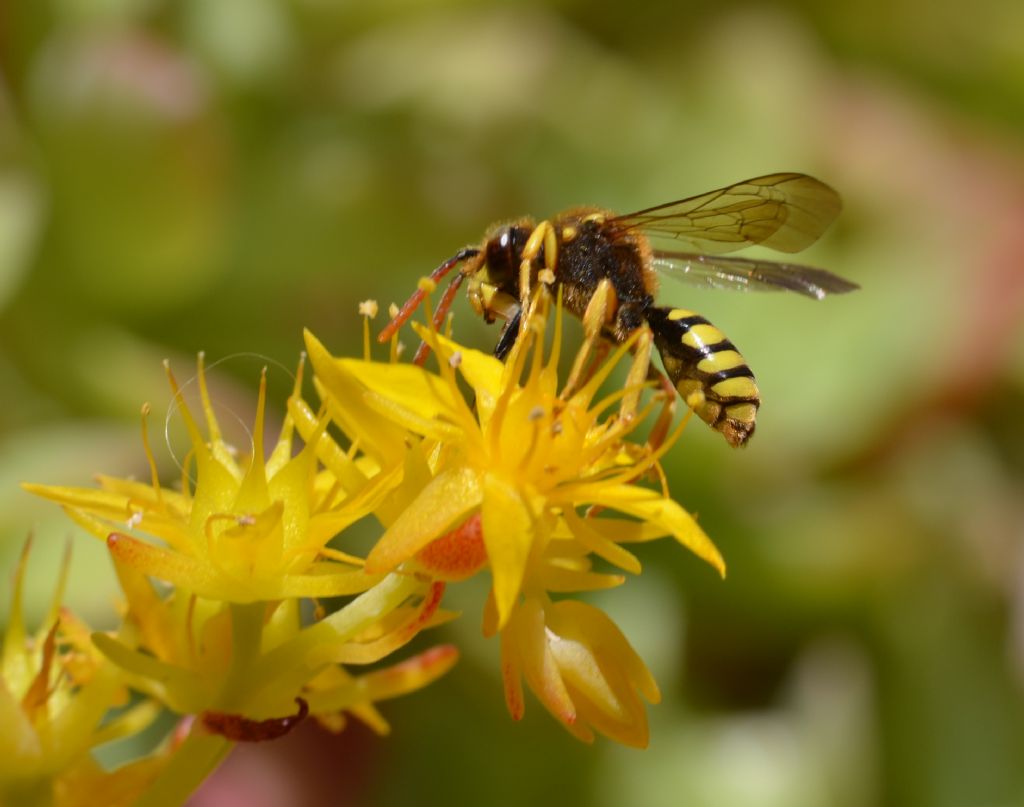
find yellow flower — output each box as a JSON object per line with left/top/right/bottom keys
{"left": 24, "top": 354, "right": 385, "bottom": 603}
{"left": 308, "top": 291, "right": 724, "bottom": 628}
{"left": 304, "top": 289, "right": 725, "bottom": 745}
{"left": 22, "top": 353, "right": 460, "bottom": 803}
{"left": 501, "top": 597, "right": 659, "bottom": 748}
{"left": 0, "top": 540, "right": 163, "bottom": 807}
{"left": 96, "top": 549, "right": 456, "bottom": 731}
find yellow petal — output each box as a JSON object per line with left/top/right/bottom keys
{"left": 21, "top": 483, "right": 134, "bottom": 522}
{"left": 338, "top": 358, "right": 465, "bottom": 424}
{"left": 276, "top": 569, "right": 383, "bottom": 599}
{"left": 559, "top": 483, "right": 725, "bottom": 577}
{"left": 539, "top": 566, "right": 624, "bottom": 592}
{"left": 304, "top": 330, "right": 409, "bottom": 462}
{"left": 562, "top": 509, "right": 641, "bottom": 575}
{"left": 91, "top": 633, "right": 205, "bottom": 713}
{"left": 361, "top": 389, "right": 463, "bottom": 442}
{"left": 366, "top": 467, "right": 482, "bottom": 574}
{"left": 510, "top": 599, "right": 577, "bottom": 726}
{"left": 552, "top": 517, "right": 668, "bottom": 544}
{"left": 0, "top": 678, "right": 40, "bottom": 762}
{"left": 105, "top": 534, "right": 221, "bottom": 597}
{"left": 432, "top": 331, "right": 503, "bottom": 401}
{"left": 318, "top": 644, "right": 459, "bottom": 710}
{"left": 481, "top": 473, "right": 534, "bottom": 629}
{"left": 551, "top": 600, "right": 660, "bottom": 705}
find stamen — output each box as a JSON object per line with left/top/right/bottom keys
{"left": 318, "top": 546, "right": 366, "bottom": 567}
{"left": 140, "top": 403, "right": 164, "bottom": 505}
{"left": 205, "top": 512, "right": 245, "bottom": 541}
{"left": 164, "top": 360, "right": 205, "bottom": 452}
{"left": 346, "top": 437, "right": 360, "bottom": 461}
{"left": 360, "top": 300, "right": 379, "bottom": 361}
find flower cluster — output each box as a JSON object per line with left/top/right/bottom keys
{"left": 17, "top": 286, "right": 724, "bottom": 804}
{"left": 0, "top": 540, "right": 165, "bottom": 807}
{"left": 300, "top": 289, "right": 723, "bottom": 746}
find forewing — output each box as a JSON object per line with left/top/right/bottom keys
{"left": 609, "top": 173, "right": 841, "bottom": 254}
{"left": 652, "top": 250, "right": 859, "bottom": 300}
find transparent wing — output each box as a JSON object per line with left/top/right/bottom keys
{"left": 652, "top": 250, "right": 859, "bottom": 300}
{"left": 609, "top": 173, "right": 841, "bottom": 255}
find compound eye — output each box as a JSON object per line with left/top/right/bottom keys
{"left": 486, "top": 226, "right": 520, "bottom": 287}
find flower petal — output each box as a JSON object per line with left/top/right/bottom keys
{"left": 304, "top": 329, "right": 410, "bottom": 463}
{"left": 562, "top": 509, "right": 641, "bottom": 574}
{"left": 337, "top": 358, "right": 465, "bottom": 425}
{"left": 481, "top": 473, "right": 534, "bottom": 629}
{"left": 365, "top": 467, "right": 482, "bottom": 574}
{"left": 558, "top": 483, "right": 725, "bottom": 576}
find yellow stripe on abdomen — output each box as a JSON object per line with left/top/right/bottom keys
{"left": 681, "top": 323, "right": 726, "bottom": 351}
{"left": 647, "top": 306, "right": 762, "bottom": 447}
{"left": 711, "top": 376, "right": 759, "bottom": 400}
{"left": 697, "top": 350, "right": 745, "bottom": 374}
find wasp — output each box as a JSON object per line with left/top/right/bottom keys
{"left": 379, "top": 173, "right": 856, "bottom": 447}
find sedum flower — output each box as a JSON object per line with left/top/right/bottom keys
{"left": 0, "top": 540, "right": 163, "bottom": 807}
{"left": 23, "top": 354, "right": 392, "bottom": 604}
{"left": 501, "top": 597, "right": 659, "bottom": 747}
{"left": 95, "top": 549, "right": 456, "bottom": 733}
{"left": 22, "top": 354, "right": 459, "bottom": 805}
{"left": 310, "top": 293, "right": 723, "bottom": 621}
{"left": 304, "top": 289, "right": 725, "bottom": 745}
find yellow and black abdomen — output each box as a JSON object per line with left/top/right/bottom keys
{"left": 645, "top": 306, "right": 760, "bottom": 447}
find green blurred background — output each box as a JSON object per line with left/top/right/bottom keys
{"left": 3, "top": 1, "right": 1024, "bottom": 805}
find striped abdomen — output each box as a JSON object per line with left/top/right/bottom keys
{"left": 646, "top": 306, "right": 760, "bottom": 447}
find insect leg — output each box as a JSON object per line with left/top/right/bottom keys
{"left": 378, "top": 247, "right": 480, "bottom": 343}
{"left": 644, "top": 363, "right": 679, "bottom": 451}
{"left": 518, "top": 221, "right": 558, "bottom": 333}
{"left": 561, "top": 279, "right": 618, "bottom": 401}
{"left": 493, "top": 308, "right": 523, "bottom": 361}
{"left": 412, "top": 271, "right": 467, "bottom": 366}
{"left": 619, "top": 325, "right": 652, "bottom": 421}
{"left": 646, "top": 306, "right": 760, "bottom": 447}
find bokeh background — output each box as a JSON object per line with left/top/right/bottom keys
{"left": 3, "top": 1, "right": 1024, "bottom": 805}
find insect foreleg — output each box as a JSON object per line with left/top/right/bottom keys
{"left": 518, "top": 220, "right": 558, "bottom": 333}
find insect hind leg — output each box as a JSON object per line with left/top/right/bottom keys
{"left": 561, "top": 278, "right": 618, "bottom": 401}
{"left": 646, "top": 306, "right": 760, "bottom": 447}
